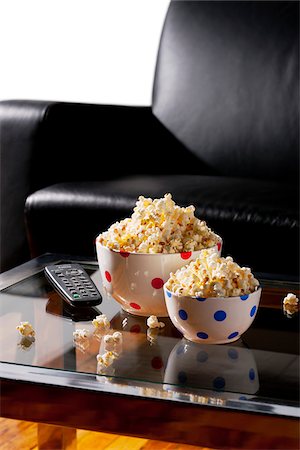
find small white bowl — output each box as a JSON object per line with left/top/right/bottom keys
{"left": 163, "top": 286, "right": 261, "bottom": 343}
{"left": 164, "top": 339, "right": 259, "bottom": 394}
{"left": 96, "top": 237, "right": 222, "bottom": 317}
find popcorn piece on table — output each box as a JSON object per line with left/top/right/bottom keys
{"left": 283, "top": 293, "right": 299, "bottom": 317}
{"left": 103, "top": 331, "right": 123, "bottom": 352}
{"left": 92, "top": 314, "right": 110, "bottom": 333}
{"left": 96, "top": 351, "right": 119, "bottom": 373}
{"left": 73, "top": 329, "right": 89, "bottom": 340}
{"left": 16, "top": 321, "right": 35, "bottom": 337}
{"left": 147, "top": 315, "right": 165, "bottom": 329}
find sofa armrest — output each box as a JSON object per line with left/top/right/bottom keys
{"left": 0, "top": 100, "right": 54, "bottom": 272}
{"left": 0, "top": 100, "right": 156, "bottom": 271}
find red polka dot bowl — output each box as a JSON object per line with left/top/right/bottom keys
{"left": 96, "top": 237, "right": 222, "bottom": 317}
{"left": 163, "top": 286, "right": 261, "bottom": 343}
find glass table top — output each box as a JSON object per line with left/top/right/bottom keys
{"left": 0, "top": 254, "right": 299, "bottom": 418}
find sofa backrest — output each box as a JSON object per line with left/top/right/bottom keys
{"left": 152, "top": 0, "right": 299, "bottom": 182}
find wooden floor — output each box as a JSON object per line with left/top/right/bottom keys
{"left": 0, "top": 418, "right": 213, "bottom": 450}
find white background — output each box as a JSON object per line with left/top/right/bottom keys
{"left": 0, "top": 0, "right": 169, "bottom": 105}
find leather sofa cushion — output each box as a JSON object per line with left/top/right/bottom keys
{"left": 25, "top": 175, "right": 298, "bottom": 276}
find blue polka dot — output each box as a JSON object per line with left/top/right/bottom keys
{"left": 239, "top": 396, "right": 247, "bottom": 400}
{"left": 197, "top": 350, "right": 208, "bottom": 363}
{"left": 249, "top": 368, "right": 255, "bottom": 381}
{"left": 214, "top": 310, "right": 227, "bottom": 321}
{"left": 196, "top": 296, "right": 206, "bottom": 302}
{"left": 176, "top": 345, "right": 185, "bottom": 356}
{"left": 197, "top": 331, "right": 208, "bottom": 339}
{"left": 178, "top": 371, "right": 187, "bottom": 384}
{"left": 240, "top": 294, "right": 249, "bottom": 301}
{"left": 228, "top": 348, "right": 239, "bottom": 359}
{"left": 213, "top": 377, "right": 225, "bottom": 390}
{"left": 227, "top": 331, "right": 239, "bottom": 340}
{"left": 166, "top": 291, "right": 172, "bottom": 298}
{"left": 179, "top": 309, "right": 188, "bottom": 320}
{"left": 250, "top": 306, "right": 257, "bottom": 317}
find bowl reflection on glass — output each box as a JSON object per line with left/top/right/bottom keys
{"left": 164, "top": 286, "right": 261, "bottom": 344}
{"left": 96, "top": 237, "right": 222, "bottom": 317}
{"left": 164, "top": 339, "right": 259, "bottom": 395}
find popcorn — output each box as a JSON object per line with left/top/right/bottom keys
{"left": 73, "top": 329, "right": 89, "bottom": 340}
{"left": 97, "top": 194, "right": 218, "bottom": 254}
{"left": 147, "top": 315, "right": 165, "bottom": 329}
{"left": 103, "top": 331, "right": 123, "bottom": 351}
{"left": 283, "top": 293, "right": 299, "bottom": 317}
{"left": 16, "top": 321, "right": 35, "bottom": 337}
{"left": 92, "top": 314, "right": 110, "bottom": 332}
{"left": 96, "top": 351, "right": 118, "bottom": 371}
{"left": 165, "top": 249, "right": 259, "bottom": 297}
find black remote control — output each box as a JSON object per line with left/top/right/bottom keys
{"left": 44, "top": 263, "right": 102, "bottom": 307}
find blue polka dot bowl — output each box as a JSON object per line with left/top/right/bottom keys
{"left": 96, "top": 237, "right": 222, "bottom": 317}
{"left": 164, "top": 339, "right": 259, "bottom": 394}
{"left": 163, "top": 286, "right": 261, "bottom": 344}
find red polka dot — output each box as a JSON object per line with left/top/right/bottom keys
{"left": 130, "top": 324, "right": 141, "bottom": 333}
{"left": 151, "top": 356, "right": 163, "bottom": 370}
{"left": 120, "top": 251, "right": 130, "bottom": 258}
{"left": 217, "top": 242, "right": 222, "bottom": 252}
{"left": 130, "top": 302, "right": 141, "bottom": 310}
{"left": 151, "top": 278, "right": 164, "bottom": 289}
{"left": 181, "top": 251, "right": 192, "bottom": 260}
{"left": 105, "top": 271, "right": 112, "bottom": 282}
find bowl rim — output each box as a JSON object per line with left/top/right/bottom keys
{"left": 163, "top": 285, "right": 262, "bottom": 300}
{"left": 95, "top": 235, "right": 222, "bottom": 257}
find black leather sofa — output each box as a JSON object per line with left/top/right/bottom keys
{"left": 0, "top": 0, "right": 299, "bottom": 276}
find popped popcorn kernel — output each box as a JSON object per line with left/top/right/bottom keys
{"left": 97, "top": 194, "right": 219, "bottom": 254}
{"left": 283, "top": 293, "right": 299, "bottom": 317}
{"left": 73, "top": 329, "right": 89, "bottom": 340}
{"left": 96, "top": 351, "right": 118, "bottom": 369}
{"left": 147, "top": 315, "right": 165, "bottom": 329}
{"left": 165, "top": 249, "right": 259, "bottom": 298}
{"left": 103, "top": 331, "right": 123, "bottom": 351}
{"left": 92, "top": 314, "right": 110, "bottom": 332}
{"left": 16, "top": 321, "right": 35, "bottom": 337}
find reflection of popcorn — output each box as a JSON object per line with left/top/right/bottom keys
{"left": 73, "top": 329, "right": 90, "bottom": 352}
{"left": 165, "top": 249, "right": 259, "bottom": 297}
{"left": 97, "top": 193, "right": 218, "bottom": 254}
{"left": 16, "top": 321, "right": 35, "bottom": 337}
{"left": 18, "top": 336, "right": 35, "bottom": 350}
{"left": 147, "top": 315, "right": 165, "bottom": 329}
{"left": 283, "top": 293, "right": 299, "bottom": 317}
{"left": 92, "top": 314, "right": 110, "bottom": 332}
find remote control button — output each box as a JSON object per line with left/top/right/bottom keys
{"left": 73, "top": 293, "right": 80, "bottom": 299}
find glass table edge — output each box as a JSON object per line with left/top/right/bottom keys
{"left": 1, "top": 361, "right": 299, "bottom": 419}
{"left": 0, "top": 253, "right": 299, "bottom": 420}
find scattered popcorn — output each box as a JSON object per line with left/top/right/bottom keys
{"left": 92, "top": 314, "right": 110, "bottom": 332}
{"left": 283, "top": 293, "right": 299, "bottom": 317}
{"left": 165, "top": 249, "right": 259, "bottom": 297}
{"left": 147, "top": 328, "right": 160, "bottom": 345}
{"left": 97, "top": 193, "right": 219, "bottom": 254}
{"left": 96, "top": 351, "right": 118, "bottom": 370}
{"left": 147, "top": 315, "right": 165, "bottom": 329}
{"left": 16, "top": 321, "right": 35, "bottom": 337}
{"left": 103, "top": 331, "right": 123, "bottom": 351}
{"left": 73, "top": 329, "right": 89, "bottom": 340}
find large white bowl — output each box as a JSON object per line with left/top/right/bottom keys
{"left": 163, "top": 286, "right": 261, "bottom": 343}
{"left": 96, "top": 237, "right": 222, "bottom": 317}
{"left": 164, "top": 339, "right": 259, "bottom": 394}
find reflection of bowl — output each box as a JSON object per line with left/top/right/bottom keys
{"left": 96, "top": 238, "right": 222, "bottom": 317}
{"left": 164, "top": 286, "right": 261, "bottom": 344}
{"left": 164, "top": 339, "right": 259, "bottom": 394}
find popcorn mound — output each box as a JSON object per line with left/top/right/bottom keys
{"left": 165, "top": 249, "right": 259, "bottom": 298}
{"left": 97, "top": 193, "right": 218, "bottom": 254}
